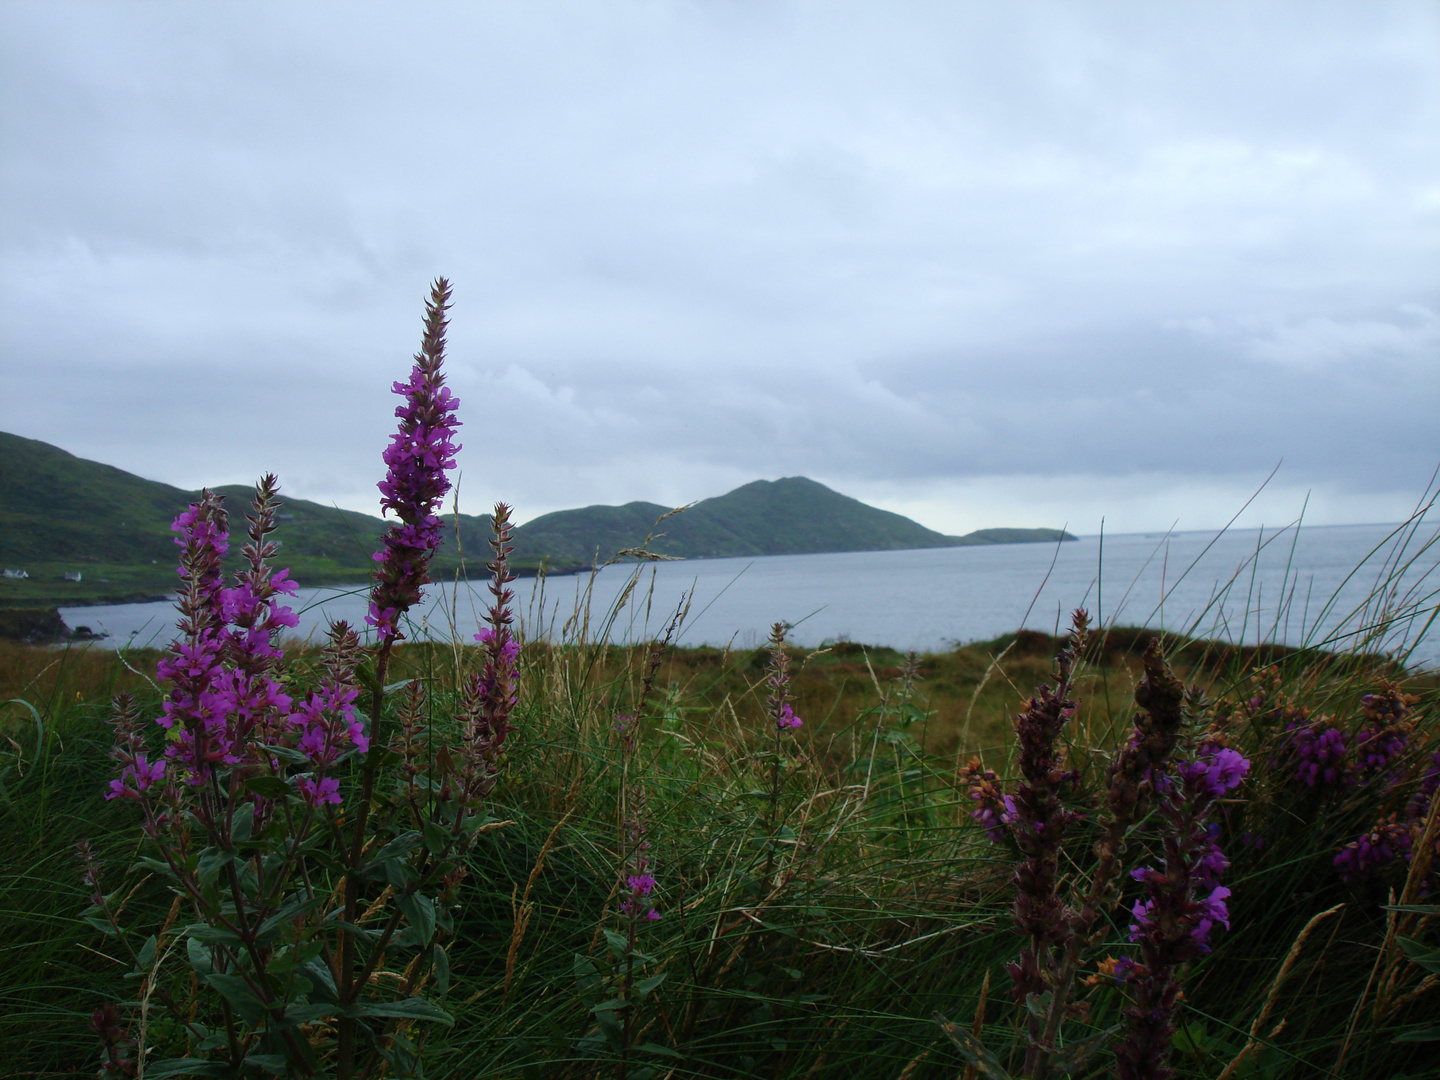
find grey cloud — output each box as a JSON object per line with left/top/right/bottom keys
{"left": 1, "top": 1, "right": 1436, "bottom": 531}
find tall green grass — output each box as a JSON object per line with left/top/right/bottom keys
{"left": 2, "top": 523, "right": 1437, "bottom": 1079}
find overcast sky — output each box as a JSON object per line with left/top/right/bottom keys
{"left": 2, "top": 1, "right": 1437, "bottom": 535}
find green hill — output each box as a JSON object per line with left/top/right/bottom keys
{"left": 1, "top": 434, "right": 1074, "bottom": 608}
{"left": 512, "top": 476, "right": 1075, "bottom": 565}
{"left": 0, "top": 431, "right": 394, "bottom": 606}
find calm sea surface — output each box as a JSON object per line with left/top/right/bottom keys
{"left": 63, "top": 522, "right": 1440, "bottom": 668}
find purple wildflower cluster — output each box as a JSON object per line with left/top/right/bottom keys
{"left": 107, "top": 481, "right": 366, "bottom": 821}
{"left": 961, "top": 757, "right": 1015, "bottom": 843}
{"left": 368, "top": 279, "right": 462, "bottom": 643}
{"left": 1334, "top": 747, "right": 1438, "bottom": 887}
{"left": 1335, "top": 816, "right": 1414, "bottom": 883}
{"left": 455, "top": 506, "right": 521, "bottom": 804}
{"left": 1282, "top": 718, "right": 1349, "bottom": 789}
{"left": 1117, "top": 743, "right": 1249, "bottom": 1080}
{"left": 619, "top": 726, "right": 660, "bottom": 922}
{"left": 766, "top": 623, "right": 802, "bottom": 732}
{"left": 1305, "top": 684, "right": 1439, "bottom": 888}
{"left": 95, "top": 279, "right": 514, "bottom": 1080}
{"left": 1267, "top": 681, "right": 1415, "bottom": 795}
{"left": 959, "top": 618, "right": 1250, "bottom": 1080}
{"left": 1005, "top": 619, "right": 1087, "bottom": 1011}
{"left": 1354, "top": 683, "right": 1415, "bottom": 782}
{"left": 386, "top": 506, "right": 521, "bottom": 819}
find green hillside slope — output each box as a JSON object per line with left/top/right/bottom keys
{"left": 0, "top": 432, "right": 392, "bottom": 605}
{"left": 511, "top": 476, "right": 1075, "bottom": 565}
{"left": 2, "top": 434, "right": 1074, "bottom": 608}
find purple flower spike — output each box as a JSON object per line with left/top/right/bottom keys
{"left": 105, "top": 753, "right": 166, "bottom": 801}
{"left": 367, "top": 278, "right": 462, "bottom": 644}
{"left": 298, "top": 775, "right": 342, "bottom": 808}
{"left": 1118, "top": 741, "right": 1249, "bottom": 1079}
{"left": 1281, "top": 719, "right": 1350, "bottom": 789}
{"left": 775, "top": 702, "right": 803, "bottom": 730}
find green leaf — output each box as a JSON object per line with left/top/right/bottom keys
{"left": 135, "top": 856, "right": 179, "bottom": 879}
{"left": 635, "top": 1042, "right": 683, "bottom": 1059}
{"left": 398, "top": 892, "right": 436, "bottom": 945}
{"left": 603, "top": 928, "right": 629, "bottom": 958}
{"left": 1394, "top": 1025, "right": 1440, "bottom": 1043}
{"left": 303, "top": 958, "right": 338, "bottom": 1002}
{"left": 368, "top": 830, "right": 421, "bottom": 861}
{"left": 573, "top": 954, "right": 603, "bottom": 1000}
{"left": 255, "top": 895, "right": 324, "bottom": 940}
{"left": 1052, "top": 1024, "right": 1123, "bottom": 1074}
{"left": 231, "top": 803, "right": 255, "bottom": 844}
{"left": 432, "top": 944, "right": 450, "bottom": 997}
{"left": 344, "top": 996, "right": 454, "bottom": 1025}
{"left": 422, "top": 817, "right": 450, "bottom": 856}
{"left": 206, "top": 973, "right": 270, "bottom": 1028}
{"left": 934, "top": 1012, "right": 1012, "bottom": 1080}
{"left": 268, "top": 939, "right": 324, "bottom": 975}
{"left": 1383, "top": 903, "right": 1440, "bottom": 916}
{"left": 1024, "top": 991, "right": 1053, "bottom": 1019}
{"left": 244, "top": 776, "right": 292, "bottom": 800}
{"left": 1173, "top": 1022, "right": 1208, "bottom": 1054}
{"left": 83, "top": 915, "right": 120, "bottom": 938}
{"left": 258, "top": 743, "right": 310, "bottom": 766}
{"left": 379, "top": 857, "right": 417, "bottom": 889}
{"left": 187, "top": 923, "right": 243, "bottom": 948}
{"left": 136, "top": 934, "right": 158, "bottom": 970}
{"left": 633, "top": 973, "right": 666, "bottom": 998}
{"left": 325, "top": 918, "right": 381, "bottom": 940}
{"left": 187, "top": 936, "right": 214, "bottom": 977}
{"left": 195, "top": 847, "right": 235, "bottom": 888}
{"left": 243, "top": 1053, "right": 288, "bottom": 1075}
{"left": 144, "top": 1058, "right": 234, "bottom": 1079}
{"left": 285, "top": 1002, "right": 337, "bottom": 1025}
{"left": 1397, "top": 936, "right": 1440, "bottom": 974}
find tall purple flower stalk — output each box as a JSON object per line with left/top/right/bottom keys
{"left": 958, "top": 621, "right": 1208, "bottom": 1080}
{"left": 458, "top": 504, "right": 520, "bottom": 805}
{"left": 760, "top": 622, "right": 803, "bottom": 892}
{"left": 367, "top": 277, "right": 462, "bottom": 645}
{"left": 1005, "top": 611, "right": 1088, "bottom": 1075}
{"left": 115, "top": 481, "right": 300, "bottom": 800}
{"left": 1117, "top": 743, "right": 1249, "bottom": 1080}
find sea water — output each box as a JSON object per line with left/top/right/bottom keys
{"left": 61, "top": 522, "right": 1440, "bottom": 669}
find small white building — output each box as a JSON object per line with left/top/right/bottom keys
{"left": 63, "top": 571, "right": 83, "bottom": 582}
{"left": 2, "top": 568, "right": 29, "bottom": 579}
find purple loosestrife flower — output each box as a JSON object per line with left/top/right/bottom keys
{"left": 1354, "top": 682, "right": 1416, "bottom": 782}
{"left": 960, "top": 757, "right": 1016, "bottom": 843}
{"left": 287, "top": 622, "right": 365, "bottom": 806}
{"left": 621, "top": 872, "right": 661, "bottom": 922}
{"left": 209, "top": 477, "right": 297, "bottom": 758}
{"left": 1334, "top": 817, "right": 1413, "bottom": 883}
{"left": 106, "top": 753, "right": 166, "bottom": 802}
{"left": 761, "top": 621, "right": 802, "bottom": 883}
{"left": 368, "top": 278, "right": 462, "bottom": 644}
{"left": 775, "top": 702, "right": 802, "bottom": 730}
{"left": 1408, "top": 749, "right": 1440, "bottom": 822}
{"left": 298, "top": 775, "right": 343, "bottom": 808}
{"left": 457, "top": 505, "right": 519, "bottom": 806}
{"left": 154, "top": 491, "right": 232, "bottom": 782}
{"left": 1117, "top": 741, "right": 1249, "bottom": 1080}
{"left": 765, "top": 622, "right": 800, "bottom": 733}
{"left": 1280, "top": 718, "right": 1350, "bottom": 789}
{"left": 1006, "top": 612, "right": 1088, "bottom": 1015}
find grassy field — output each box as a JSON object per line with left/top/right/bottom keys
{"left": 2, "top": 610, "right": 1437, "bottom": 1079}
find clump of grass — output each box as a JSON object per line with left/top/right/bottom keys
{"left": 2, "top": 619, "right": 1431, "bottom": 1078}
